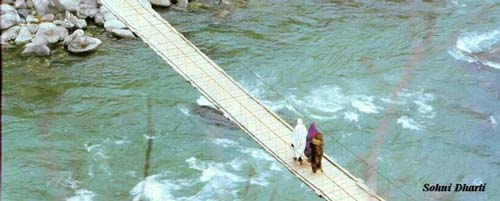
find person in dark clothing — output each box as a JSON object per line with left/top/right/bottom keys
{"left": 310, "top": 132, "right": 324, "bottom": 173}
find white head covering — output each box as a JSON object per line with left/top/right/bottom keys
{"left": 297, "top": 118, "right": 303, "bottom": 125}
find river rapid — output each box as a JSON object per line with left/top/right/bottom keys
{"left": 2, "top": 0, "right": 500, "bottom": 200}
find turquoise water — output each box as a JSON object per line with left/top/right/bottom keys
{"left": 2, "top": 0, "right": 500, "bottom": 200}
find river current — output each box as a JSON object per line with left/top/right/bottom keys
{"left": 2, "top": 0, "right": 500, "bottom": 200}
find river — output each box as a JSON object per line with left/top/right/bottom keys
{"left": 2, "top": 0, "right": 499, "bottom": 200}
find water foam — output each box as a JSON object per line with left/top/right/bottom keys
{"left": 130, "top": 174, "right": 177, "bottom": 201}
{"left": 66, "top": 189, "right": 96, "bottom": 201}
{"left": 397, "top": 116, "right": 423, "bottom": 130}
{"left": 344, "top": 111, "right": 359, "bottom": 122}
{"left": 449, "top": 29, "right": 500, "bottom": 69}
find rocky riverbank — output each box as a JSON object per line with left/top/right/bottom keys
{"left": 1, "top": 0, "right": 247, "bottom": 57}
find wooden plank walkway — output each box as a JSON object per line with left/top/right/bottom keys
{"left": 101, "top": 0, "right": 384, "bottom": 200}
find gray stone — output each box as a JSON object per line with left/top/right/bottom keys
{"left": 26, "top": 14, "right": 38, "bottom": 23}
{"left": 1, "top": 4, "right": 21, "bottom": 30}
{"left": 1, "top": 26, "right": 20, "bottom": 42}
{"left": 63, "top": 28, "right": 83, "bottom": 46}
{"left": 67, "top": 35, "right": 101, "bottom": 54}
{"left": 149, "top": 0, "right": 170, "bottom": 7}
{"left": 15, "top": 26, "right": 32, "bottom": 44}
{"left": 195, "top": 106, "right": 239, "bottom": 129}
{"left": 35, "top": 22, "right": 68, "bottom": 43}
{"left": 3, "top": 0, "right": 14, "bottom": 4}
{"left": 26, "top": 0, "right": 33, "bottom": 8}
{"left": 104, "top": 19, "right": 126, "bottom": 32}
{"left": 110, "top": 28, "right": 135, "bottom": 39}
{"left": 40, "top": 13, "right": 54, "bottom": 22}
{"left": 15, "top": 0, "right": 27, "bottom": 9}
{"left": 32, "top": 0, "right": 50, "bottom": 15}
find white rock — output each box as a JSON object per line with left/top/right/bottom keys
{"left": 67, "top": 35, "right": 102, "bottom": 54}
{"left": 32, "top": 0, "right": 50, "bottom": 15}
{"left": 15, "top": 26, "right": 32, "bottom": 44}
{"left": 22, "top": 41, "right": 50, "bottom": 56}
{"left": 68, "top": 13, "right": 87, "bottom": 29}
{"left": 36, "top": 22, "right": 68, "bottom": 43}
{"left": 104, "top": 19, "right": 126, "bottom": 32}
{"left": 79, "top": 4, "right": 98, "bottom": 18}
{"left": 110, "top": 28, "right": 135, "bottom": 39}
{"left": 1, "top": 4, "right": 21, "bottom": 30}
{"left": 26, "top": 14, "right": 38, "bottom": 23}
{"left": 15, "top": 0, "right": 27, "bottom": 9}
{"left": 1, "top": 26, "right": 20, "bottom": 42}
{"left": 53, "top": 0, "right": 79, "bottom": 12}
{"left": 63, "top": 28, "right": 83, "bottom": 46}
{"left": 94, "top": 13, "right": 104, "bottom": 25}
{"left": 16, "top": 8, "right": 29, "bottom": 18}
{"left": 149, "top": 0, "right": 170, "bottom": 7}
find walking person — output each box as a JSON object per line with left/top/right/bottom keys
{"left": 304, "top": 123, "right": 318, "bottom": 159}
{"left": 310, "top": 132, "right": 325, "bottom": 173}
{"left": 291, "top": 118, "right": 307, "bottom": 164}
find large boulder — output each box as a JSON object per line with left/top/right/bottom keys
{"left": 1, "top": 26, "right": 20, "bottom": 42}
{"left": 66, "top": 35, "right": 101, "bottom": 54}
{"left": 35, "top": 22, "right": 68, "bottom": 43}
{"left": 21, "top": 36, "right": 50, "bottom": 56}
{"left": 110, "top": 28, "right": 135, "bottom": 39}
{"left": 1, "top": 4, "right": 21, "bottom": 30}
{"left": 103, "top": 19, "right": 125, "bottom": 32}
{"left": 149, "top": 0, "right": 170, "bottom": 7}
{"left": 32, "top": 0, "right": 50, "bottom": 15}
{"left": 15, "top": 26, "right": 32, "bottom": 44}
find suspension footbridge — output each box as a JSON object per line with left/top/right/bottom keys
{"left": 101, "top": 0, "right": 391, "bottom": 200}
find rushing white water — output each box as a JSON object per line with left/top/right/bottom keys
{"left": 67, "top": 189, "right": 96, "bottom": 201}
{"left": 449, "top": 29, "right": 500, "bottom": 69}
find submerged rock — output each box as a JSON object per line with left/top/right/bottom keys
{"left": 195, "top": 106, "right": 239, "bottom": 129}
{"left": 1, "top": 4, "right": 21, "bottom": 30}
{"left": 15, "top": 26, "right": 32, "bottom": 44}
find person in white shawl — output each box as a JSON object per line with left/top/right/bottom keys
{"left": 291, "top": 118, "right": 307, "bottom": 164}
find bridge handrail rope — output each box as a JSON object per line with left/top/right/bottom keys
{"left": 102, "top": 0, "right": 397, "bottom": 200}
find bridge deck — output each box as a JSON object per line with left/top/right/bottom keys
{"left": 101, "top": 0, "right": 384, "bottom": 200}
